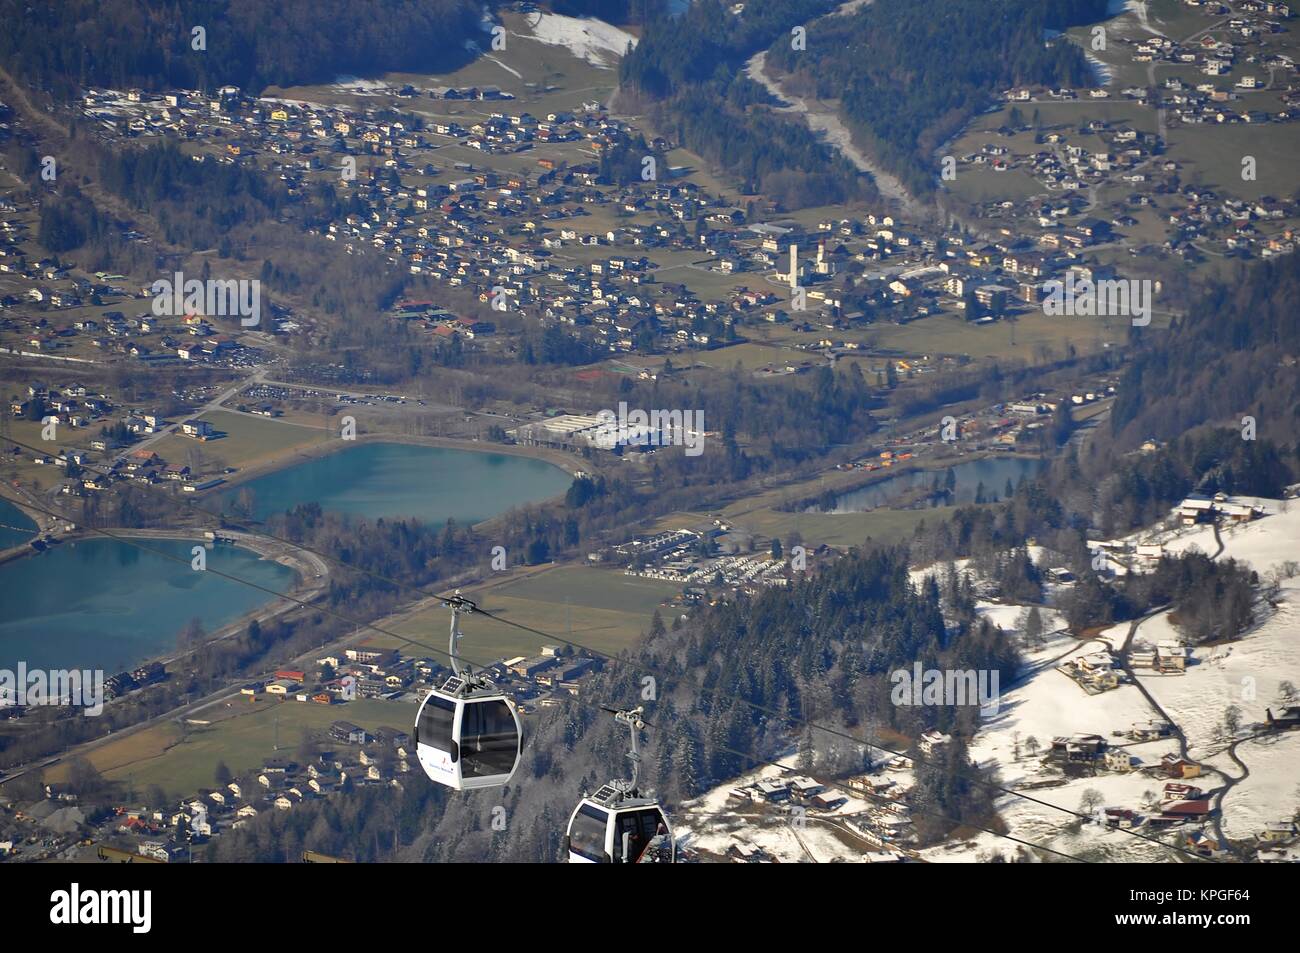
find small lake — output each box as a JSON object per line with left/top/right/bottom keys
{"left": 215, "top": 442, "right": 572, "bottom": 524}
{"left": 818, "top": 456, "right": 1046, "bottom": 513}
{"left": 0, "top": 443, "right": 571, "bottom": 674}
{"left": 0, "top": 497, "right": 37, "bottom": 550}
{"left": 0, "top": 537, "right": 295, "bottom": 673}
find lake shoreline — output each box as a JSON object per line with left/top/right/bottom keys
{"left": 782, "top": 450, "right": 1048, "bottom": 514}
{"left": 0, "top": 527, "right": 326, "bottom": 676}
{"left": 195, "top": 429, "right": 583, "bottom": 500}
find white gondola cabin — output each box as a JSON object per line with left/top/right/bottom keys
{"left": 415, "top": 677, "right": 522, "bottom": 791}
{"left": 564, "top": 706, "right": 675, "bottom": 863}
{"left": 565, "top": 785, "right": 675, "bottom": 863}
{"left": 413, "top": 594, "right": 523, "bottom": 791}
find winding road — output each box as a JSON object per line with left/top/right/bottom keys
{"left": 742, "top": 0, "right": 926, "bottom": 221}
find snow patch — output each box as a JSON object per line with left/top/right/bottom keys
{"left": 523, "top": 13, "right": 637, "bottom": 69}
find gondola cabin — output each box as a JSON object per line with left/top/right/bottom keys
{"left": 564, "top": 785, "right": 675, "bottom": 863}
{"left": 414, "top": 677, "right": 522, "bottom": 791}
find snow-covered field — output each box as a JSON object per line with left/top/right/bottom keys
{"left": 678, "top": 762, "right": 884, "bottom": 863}
{"left": 941, "top": 623, "right": 1182, "bottom": 862}
{"left": 522, "top": 13, "right": 637, "bottom": 69}
{"left": 689, "top": 498, "right": 1298, "bottom": 861}
{"left": 965, "top": 498, "right": 1300, "bottom": 858}
{"left": 1133, "top": 592, "right": 1300, "bottom": 757}
{"left": 1220, "top": 732, "right": 1300, "bottom": 840}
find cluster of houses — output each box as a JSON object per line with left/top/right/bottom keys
{"left": 608, "top": 526, "right": 792, "bottom": 594}
{"left": 113, "top": 738, "right": 417, "bottom": 850}
{"left": 251, "top": 641, "right": 609, "bottom": 714}
{"left": 1059, "top": 650, "right": 1127, "bottom": 693}
{"left": 85, "top": 642, "right": 615, "bottom": 857}
{"left": 0, "top": 236, "right": 269, "bottom": 363}
{"left": 48, "top": 77, "right": 1230, "bottom": 363}
{"left": 971, "top": 1, "right": 1299, "bottom": 263}
{"left": 1176, "top": 492, "right": 1266, "bottom": 527}
{"left": 8, "top": 380, "right": 112, "bottom": 433}
{"left": 723, "top": 772, "right": 918, "bottom": 858}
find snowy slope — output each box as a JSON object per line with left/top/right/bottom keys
{"left": 522, "top": 13, "right": 637, "bottom": 69}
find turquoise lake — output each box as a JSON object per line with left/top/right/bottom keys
{"left": 0, "top": 444, "right": 571, "bottom": 672}
{"left": 0, "top": 497, "right": 37, "bottom": 550}
{"left": 0, "top": 537, "right": 295, "bottom": 673}
{"left": 214, "top": 442, "right": 572, "bottom": 524}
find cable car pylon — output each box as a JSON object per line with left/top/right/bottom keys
{"left": 564, "top": 706, "right": 676, "bottom": 863}
{"left": 413, "top": 592, "right": 523, "bottom": 791}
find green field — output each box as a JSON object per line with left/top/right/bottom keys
{"left": 722, "top": 502, "right": 955, "bottom": 550}
{"left": 374, "top": 563, "right": 680, "bottom": 663}
{"left": 949, "top": 167, "right": 1044, "bottom": 204}
{"left": 1165, "top": 121, "right": 1300, "bottom": 202}
{"left": 150, "top": 409, "right": 325, "bottom": 473}
{"left": 810, "top": 308, "right": 1136, "bottom": 361}
{"left": 47, "top": 696, "right": 412, "bottom": 800}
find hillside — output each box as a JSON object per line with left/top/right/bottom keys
{"left": 0, "top": 0, "right": 480, "bottom": 99}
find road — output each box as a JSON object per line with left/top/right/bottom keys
{"left": 742, "top": 0, "right": 926, "bottom": 221}
{"left": 112, "top": 366, "right": 269, "bottom": 464}
{"left": 1106, "top": 519, "right": 1266, "bottom": 857}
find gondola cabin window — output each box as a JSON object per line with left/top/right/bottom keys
{"left": 417, "top": 694, "right": 457, "bottom": 756}
{"left": 570, "top": 804, "right": 610, "bottom": 862}
{"left": 613, "top": 808, "right": 664, "bottom": 863}
{"left": 461, "top": 699, "right": 519, "bottom": 777}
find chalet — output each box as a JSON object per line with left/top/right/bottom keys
{"left": 1163, "top": 782, "right": 1204, "bottom": 802}
{"left": 1155, "top": 641, "right": 1189, "bottom": 673}
{"left": 918, "top": 729, "right": 951, "bottom": 755}
{"left": 375, "top": 726, "right": 411, "bottom": 749}
{"left": 1155, "top": 798, "right": 1212, "bottom": 823}
{"left": 1178, "top": 493, "right": 1216, "bottom": 525}
{"left": 330, "top": 721, "right": 367, "bottom": 745}
{"left": 1049, "top": 734, "right": 1106, "bottom": 763}
{"left": 755, "top": 780, "right": 791, "bottom": 803}
{"left": 1104, "top": 750, "right": 1140, "bottom": 773}
{"left": 1161, "top": 754, "right": 1202, "bottom": 779}
{"left": 1259, "top": 821, "right": 1298, "bottom": 843}
{"left": 1130, "top": 719, "right": 1172, "bottom": 741}
{"left": 810, "top": 792, "right": 848, "bottom": 811}
{"left": 1104, "top": 808, "right": 1140, "bottom": 828}
{"left": 1265, "top": 706, "right": 1300, "bottom": 730}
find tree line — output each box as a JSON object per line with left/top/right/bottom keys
{"left": 1, "top": 0, "right": 480, "bottom": 100}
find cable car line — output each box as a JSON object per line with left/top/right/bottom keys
{"left": 8, "top": 484, "right": 1214, "bottom": 862}
{"left": 464, "top": 605, "right": 1218, "bottom": 862}
{"left": 0, "top": 438, "right": 1178, "bottom": 846}
{"left": 11, "top": 495, "right": 1119, "bottom": 864}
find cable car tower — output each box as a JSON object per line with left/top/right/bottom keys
{"left": 413, "top": 593, "right": 523, "bottom": 791}
{"left": 564, "top": 706, "right": 675, "bottom": 863}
